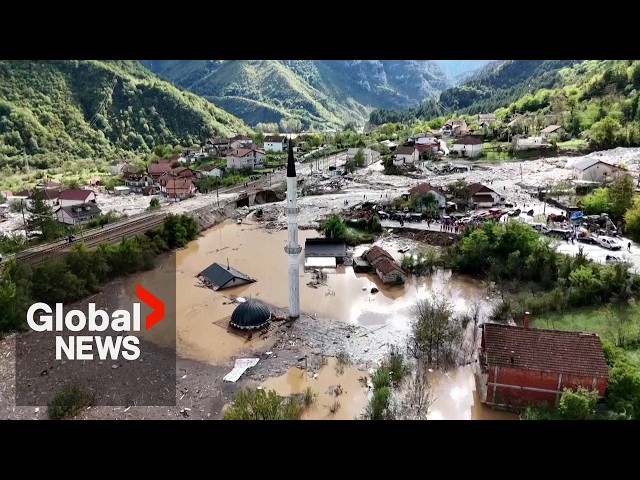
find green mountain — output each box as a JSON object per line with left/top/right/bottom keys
{"left": 369, "top": 60, "right": 579, "bottom": 124}
{"left": 371, "top": 60, "right": 640, "bottom": 150}
{"left": 436, "top": 60, "right": 493, "bottom": 84}
{"left": 139, "top": 60, "right": 452, "bottom": 129}
{"left": 0, "top": 60, "right": 248, "bottom": 167}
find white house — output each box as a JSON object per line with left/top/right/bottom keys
{"left": 56, "top": 203, "right": 102, "bottom": 225}
{"left": 197, "top": 164, "right": 224, "bottom": 177}
{"left": 58, "top": 189, "right": 96, "bottom": 208}
{"left": 451, "top": 136, "right": 483, "bottom": 158}
{"left": 477, "top": 113, "right": 497, "bottom": 126}
{"left": 346, "top": 148, "right": 380, "bottom": 166}
{"left": 415, "top": 136, "right": 438, "bottom": 145}
{"left": 27, "top": 188, "right": 61, "bottom": 210}
{"left": 572, "top": 158, "right": 621, "bottom": 182}
{"left": 226, "top": 147, "right": 266, "bottom": 170}
{"left": 469, "top": 183, "right": 501, "bottom": 207}
{"left": 393, "top": 146, "right": 419, "bottom": 166}
{"left": 264, "top": 135, "right": 286, "bottom": 152}
{"left": 540, "top": 125, "right": 564, "bottom": 142}
{"left": 513, "top": 136, "right": 544, "bottom": 151}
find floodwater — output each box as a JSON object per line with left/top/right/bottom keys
{"left": 427, "top": 365, "right": 518, "bottom": 420}
{"left": 118, "top": 220, "right": 515, "bottom": 419}
{"left": 261, "top": 357, "right": 369, "bottom": 420}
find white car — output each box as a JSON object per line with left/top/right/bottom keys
{"left": 598, "top": 236, "right": 622, "bottom": 250}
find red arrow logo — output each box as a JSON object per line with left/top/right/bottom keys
{"left": 136, "top": 284, "right": 165, "bottom": 330}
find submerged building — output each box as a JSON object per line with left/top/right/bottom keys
{"left": 230, "top": 299, "right": 271, "bottom": 330}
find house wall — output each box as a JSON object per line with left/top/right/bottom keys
{"left": 377, "top": 269, "right": 405, "bottom": 284}
{"left": 576, "top": 163, "right": 619, "bottom": 182}
{"left": 514, "top": 137, "right": 544, "bottom": 151}
{"left": 56, "top": 209, "right": 100, "bottom": 225}
{"left": 484, "top": 364, "right": 608, "bottom": 408}
{"left": 451, "top": 143, "right": 482, "bottom": 158}
{"left": 265, "top": 142, "right": 283, "bottom": 152}
{"left": 427, "top": 191, "right": 446, "bottom": 207}
{"left": 393, "top": 152, "right": 418, "bottom": 166}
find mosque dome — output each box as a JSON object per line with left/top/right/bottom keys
{"left": 230, "top": 299, "right": 271, "bottom": 330}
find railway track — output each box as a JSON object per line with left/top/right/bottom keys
{"left": 16, "top": 212, "right": 168, "bottom": 264}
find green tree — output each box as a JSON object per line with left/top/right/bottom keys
{"left": 588, "top": 116, "right": 623, "bottom": 149}
{"left": 608, "top": 173, "right": 634, "bottom": 219}
{"left": 354, "top": 148, "right": 365, "bottom": 167}
{"left": 321, "top": 214, "right": 347, "bottom": 238}
{"left": 149, "top": 197, "right": 160, "bottom": 210}
{"left": 344, "top": 160, "right": 356, "bottom": 173}
{"left": 557, "top": 387, "right": 598, "bottom": 420}
{"left": 445, "top": 179, "right": 470, "bottom": 201}
{"left": 223, "top": 389, "right": 304, "bottom": 420}
{"left": 623, "top": 196, "right": 640, "bottom": 241}
{"left": 581, "top": 188, "right": 611, "bottom": 215}
{"left": 27, "top": 189, "right": 62, "bottom": 241}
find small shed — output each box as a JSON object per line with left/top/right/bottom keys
{"left": 199, "top": 262, "right": 256, "bottom": 290}
{"left": 113, "top": 186, "right": 131, "bottom": 195}
{"left": 230, "top": 299, "right": 271, "bottom": 330}
{"left": 353, "top": 257, "right": 372, "bottom": 273}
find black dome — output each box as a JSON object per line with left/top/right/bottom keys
{"left": 230, "top": 299, "right": 271, "bottom": 330}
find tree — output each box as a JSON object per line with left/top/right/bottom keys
{"left": 320, "top": 214, "right": 346, "bottom": 239}
{"left": 581, "top": 188, "right": 611, "bottom": 215}
{"left": 409, "top": 298, "right": 463, "bottom": 368}
{"left": 623, "top": 196, "right": 640, "bottom": 241}
{"left": 27, "top": 189, "right": 61, "bottom": 240}
{"left": 149, "top": 197, "right": 160, "bottom": 210}
{"left": 223, "top": 389, "right": 304, "bottom": 420}
{"left": 354, "top": 148, "right": 365, "bottom": 167}
{"left": 399, "top": 362, "right": 434, "bottom": 420}
{"left": 446, "top": 179, "right": 470, "bottom": 201}
{"left": 344, "top": 160, "right": 356, "bottom": 173}
{"left": 557, "top": 387, "right": 598, "bottom": 420}
{"left": 588, "top": 116, "right": 623, "bottom": 149}
{"left": 608, "top": 173, "right": 634, "bottom": 219}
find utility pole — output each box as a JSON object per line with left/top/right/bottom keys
{"left": 21, "top": 200, "right": 29, "bottom": 247}
{"left": 520, "top": 162, "right": 523, "bottom": 182}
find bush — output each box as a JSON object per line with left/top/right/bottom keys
{"left": 223, "top": 389, "right": 305, "bottom": 420}
{"left": 48, "top": 383, "right": 93, "bottom": 420}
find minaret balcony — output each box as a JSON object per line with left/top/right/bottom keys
{"left": 284, "top": 245, "right": 302, "bottom": 254}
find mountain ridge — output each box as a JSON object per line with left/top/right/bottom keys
{"left": 139, "top": 60, "right": 453, "bottom": 129}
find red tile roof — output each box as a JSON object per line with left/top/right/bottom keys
{"left": 228, "top": 148, "right": 253, "bottom": 158}
{"left": 453, "top": 136, "right": 482, "bottom": 145}
{"left": 483, "top": 323, "right": 609, "bottom": 377}
{"left": 541, "top": 125, "right": 562, "bottom": 134}
{"left": 58, "top": 189, "right": 94, "bottom": 201}
{"left": 468, "top": 182, "right": 496, "bottom": 196}
{"left": 365, "top": 246, "right": 394, "bottom": 264}
{"left": 374, "top": 257, "right": 404, "bottom": 276}
{"left": 409, "top": 182, "right": 445, "bottom": 197}
{"left": 395, "top": 146, "right": 416, "bottom": 155}
{"left": 265, "top": 135, "right": 286, "bottom": 143}
{"left": 148, "top": 162, "right": 173, "bottom": 175}
{"left": 171, "top": 167, "right": 195, "bottom": 178}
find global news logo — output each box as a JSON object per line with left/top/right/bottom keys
{"left": 25, "top": 285, "right": 164, "bottom": 361}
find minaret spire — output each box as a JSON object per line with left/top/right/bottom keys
{"left": 284, "top": 136, "right": 301, "bottom": 320}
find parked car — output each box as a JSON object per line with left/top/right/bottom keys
{"left": 530, "top": 223, "right": 548, "bottom": 233}
{"left": 598, "top": 236, "right": 622, "bottom": 250}
{"left": 546, "top": 228, "right": 571, "bottom": 239}
{"left": 576, "top": 235, "right": 598, "bottom": 245}
{"left": 605, "top": 255, "right": 623, "bottom": 263}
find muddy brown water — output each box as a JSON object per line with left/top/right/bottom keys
{"left": 117, "top": 220, "right": 515, "bottom": 419}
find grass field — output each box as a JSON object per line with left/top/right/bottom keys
{"left": 533, "top": 305, "right": 640, "bottom": 368}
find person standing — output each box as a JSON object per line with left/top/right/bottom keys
{"left": 629, "top": 241, "right": 632, "bottom": 252}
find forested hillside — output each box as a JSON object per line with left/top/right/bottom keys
{"left": 370, "top": 60, "right": 640, "bottom": 150}
{"left": 0, "top": 60, "right": 248, "bottom": 169}
{"left": 140, "top": 60, "right": 452, "bottom": 129}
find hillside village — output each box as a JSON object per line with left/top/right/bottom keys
{"left": 1, "top": 59, "right": 640, "bottom": 423}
